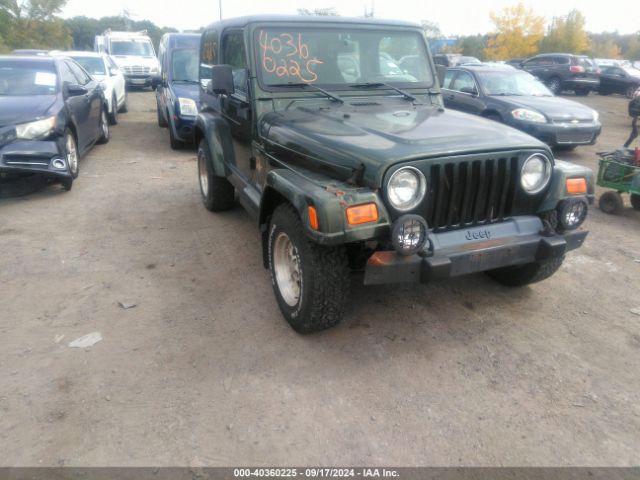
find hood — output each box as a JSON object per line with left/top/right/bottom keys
{"left": 111, "top": 55, "right": 159, "bottom": 69}
{"left": 261, "top": 98, "right": 547, "bottom": 188}
{"left": 170, "top": 82, "right": 199, "bottom": 100}
{"left": 494, "top": 95, "right": 596, "bottom": 122}
{"left": 0, "top": 95, "right": 57, "bottom": 128}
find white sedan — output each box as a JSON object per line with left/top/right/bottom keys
{"left": 52, "top": 51, "right": 128, "bottom": 125}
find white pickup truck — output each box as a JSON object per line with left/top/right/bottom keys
{"left": 94, "top": 30, "right": 160, "bottom": 89}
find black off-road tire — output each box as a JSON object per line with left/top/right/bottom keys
{"left": 486, "top": 256, "right": 565, "bottom": 287}
{"left": 109, "top": 94, "right": 119, "bottom": 125}
{"left": 61, "top": 178, "right": 73, "bottom": 191}
{"left": 268, "top": 203, "right": 350, "bottom": 334}
{"left": 599, "top": 191, "right": 624, "bottom": 215}
{"left": 157, "top": 100, "right": 168, "bottom": 128}
{"left": 630, "top": 194, "right": 640, "bottom": 211}
{"left": 197, "top": 139, "right": 234, "bottom": 211}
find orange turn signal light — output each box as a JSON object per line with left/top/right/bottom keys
{"left": 346, "top": 203, "right": 379, "bottom": 225}
{"left": 566, "top": 178, "right": 587, "bottom": 195}
{"left": 308, "top": 206, "right": 319, "bottom": 231}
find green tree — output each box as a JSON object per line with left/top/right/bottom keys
{"left": 484, "top": 3, "right": 544, "bottom": 60}
{"left": 420, "top": 20, "right": 441, "bottom": 39}
{"left": 539, "top": 9, "right": 590, "bottom": 54}
{"left": 458, "top": 35, "right": 487, "bottom": 60}
{"left": 589, "top": 37, "right": 621, "bottom": 58}
{"left": 0, "top": 0, "right": 71, "bottom": 50}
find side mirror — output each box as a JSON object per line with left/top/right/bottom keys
{"left": 109, "top": 67, "right": 119, "bottom": 77}
{"left": 460, "top": 86, "right": 478, "bottom": 96}
{"left": 208, "top": 64, "right": 235, "bottom": 95}
{"left": 65, "top": 83, "right": 88, "bottom": 97}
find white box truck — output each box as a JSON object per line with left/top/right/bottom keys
{"left": 94, "top": 30, "right": 160, "bottom": 89}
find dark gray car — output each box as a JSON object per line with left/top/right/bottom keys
{"left": 442, "top": 64, "right": 601, "bottom": 149}
{"left": 519, "top": 53, "right": 600, "bottom": 96}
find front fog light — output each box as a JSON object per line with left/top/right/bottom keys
{"left": 558, "top": 199, "right": 588, "bottom": 231}
{"left": 52, "top": 158, "right": 66, "bottom": 169}
{"left": 391, "top": 215, "right": 428, "bottom": 256}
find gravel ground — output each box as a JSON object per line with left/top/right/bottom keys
{"left": 0, "top": 91, "right": 639, "bottom": 467}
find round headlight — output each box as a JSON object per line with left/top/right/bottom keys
{"left": 387, "top": 167, "right": 426, "bottom": 211}
{"left": 521, "top": 154, "right": 552, "bottom": 194}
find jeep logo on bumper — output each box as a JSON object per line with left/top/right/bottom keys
{"left": 465, "top": 229, "right": 492, "bottom": 241}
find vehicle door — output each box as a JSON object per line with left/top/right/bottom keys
{"left": 68, "top": 60, "right": 102, "bottom": 143}
{"left": 220, "top": 29, "right": 254, "bottom": 184}
{"left": 106, "top": 55, "right": 126, "bottom": 107}
{"left": 521, "top": 57, "right": 544, "bottom": 80}
{"left": 444, "top": 70, "right": 484, "bottom": 114}
{"left": 441, "top": 69, "right": 458, "bottom": 108}
{"left": 601, "top": 67, "right": 625, "bottom": 94}
{"left": 59, "top": 60, "right": 92, "bottom": 150}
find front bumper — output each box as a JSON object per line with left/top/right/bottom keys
{"left": 364, "top": 216, "right": 587, "bottom": 285}
{"left": 514, "top": 121, "right": 602, "bottom": 147}
{"left": 125, "top": 75, "right": 153, "bottom": 87}
{"left": 171, "top": 114, "right": 197, "bottom": 143}
{"left": 0, "top": 138, "right": 71, "bottom": 179}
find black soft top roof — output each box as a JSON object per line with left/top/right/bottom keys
{"left": 204, "top": 14, "right": 420, "bottom": 31}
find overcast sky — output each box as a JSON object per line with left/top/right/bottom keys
{"left": 61, "top": 0, "right": 638, "bottom": 36}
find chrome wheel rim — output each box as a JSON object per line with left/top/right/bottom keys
{"left": 198, "top": 150, "right": 209, "bottom": 196}
{"left": 66, "top": 134, "right": 78, "bottom": 174}
{"left": 273, "top": 232, "right": 302, "bottom": 307}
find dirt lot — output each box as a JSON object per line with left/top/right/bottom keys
{"left": 0, "top": 92, "right": 639, "bottom": 467}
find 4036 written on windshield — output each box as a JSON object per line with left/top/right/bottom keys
{"left": 258, "top": 30, "right": 324, "bottom": 84}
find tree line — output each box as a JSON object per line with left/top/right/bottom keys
{"left": 0, "top": 0, "right": 179, "bottom": 53}
{"left": 1, "top": 0, "right": 639, "bottom": 62}
{"left": 427, "top": 3, "right": 640, "bottom": 61}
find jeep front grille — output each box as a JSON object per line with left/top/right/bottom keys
{"left": 423, "top": 157, "right": 519, "bottom": 231}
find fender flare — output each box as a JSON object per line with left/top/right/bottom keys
{"left": 539, "top": 159, "right": 595, "bottom": 211}
{"left": 194, "top": 112, "right": 234, "bottom": 177}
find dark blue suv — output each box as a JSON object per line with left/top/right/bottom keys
{"left": 154, "top": 33, "right": 201, "bottom": 149}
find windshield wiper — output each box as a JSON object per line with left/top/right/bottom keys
{"left": 271, "top": 82, "right": 344, "bottom": 104}
{"left": 349, "top": 82, "right": 417, "bottom": 102}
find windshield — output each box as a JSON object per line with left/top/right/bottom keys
{"left": 110, "top": 40, "right": 154, "bottom": 56}
{"left": 0, "top": 61, "right": 57, "bottom": 96}
{"left": 71, "top": 57, "right": 106, "bottom": 76}
{"left": 478, "top": 71, "right": 552, "bottom": 97}
{"left": 255, "top": 27, "right": 432, "bottom": 88}
{"left": 171, "top": 48, "right": 199, "bottom": 82}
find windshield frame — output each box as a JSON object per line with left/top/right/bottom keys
{"left": 250, "top": 23, "right": 436, "bottom": 94}
{"left": 109, "top": 39, "right": 155, "bottom": 57}
{"left": 0, "top": 59, "right": 60, "bottom": 97}
{"left": 70, "top": 56, "right": 107, "bottom": 76}
{"left": 169, "top": 47, "right": 200, "bottom": 83}
{"left": 475, "top": 69, "right": 553, "bottom": 97}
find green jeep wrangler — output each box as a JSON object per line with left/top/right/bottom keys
{"left": 194, "top": 15, "right": 594, "bottom": 333}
